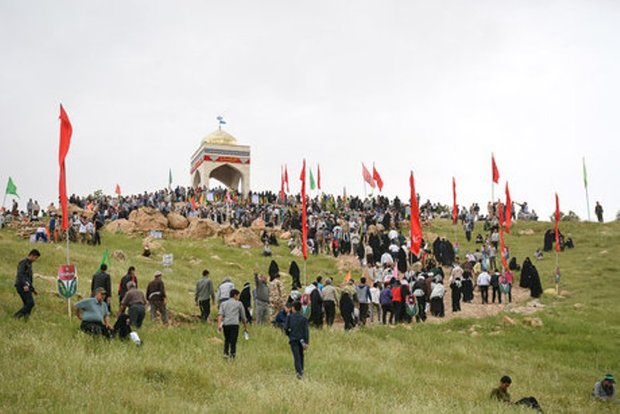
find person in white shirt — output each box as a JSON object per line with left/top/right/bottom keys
{"left": 380, "top": 252, "right": 394, "bottom": 266}
{"left": 369, "top": 282, "right": 381, "bottom": 323}
{"left": 477, "top": 270, "right": 491, "bottom": 304}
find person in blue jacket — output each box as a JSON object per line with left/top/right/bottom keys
{"left": 284, "top": 301, "right": 309, "bottom": 379}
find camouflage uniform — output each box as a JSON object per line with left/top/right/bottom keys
{"left": 269, "top": 277, "right": 286, "bottom": 314}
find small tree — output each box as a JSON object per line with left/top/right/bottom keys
{"left": 549, "top": 210, "right": 581, "bottom": 222}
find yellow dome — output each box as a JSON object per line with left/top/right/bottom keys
{"left": 202, "top": 129, "right": 237, "bottom": 146}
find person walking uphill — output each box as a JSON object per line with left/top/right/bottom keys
{"left": 284, "top": 301, "right": 309, "bottom": 379}
{"left": 13, "top": 249, "right": 41, "bottom": 319}
{"left": 217, "top": 289, "right": 248, "bottom": 359}
{"left": 146, "top": 271, "right": 168, "bottom": 325}
{"left": 254, "top": 272, "right": 270, "bottom": 325}
{"left": 195, "top": 269, "right": 215, "bottom": 322}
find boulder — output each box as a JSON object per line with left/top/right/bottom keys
{"left": 224, "top": 228, "right": 262, "bottom": 248}
{"left": 251, "top": 217, "right": 266, "bottom": 231}
{"left": 167, "top": 212, "right": 189, "bottom": 230}
{"left": 218, "top": 223, "right": 235, "bottom": 236}
{"left": 68, "top": 203, "right": 95, "bottom": 220}
{"left": 112, "top": 250, "right": 127, "bottom": 261}
{"left": 104, "top": 219, "right": 137, "bottom": 234}
{"left": 524, "top": 317, "right": 544, "bottom": 327}
{"left": 128, "top": 207, "right": 168, "bottom": 232}
{"left": 518, "top": 229, "right": 535, "bottom": 236}
{"left": 502, "top": 316, "right": 517, "bottom": 326}
{"left": 183, "top": 218, "right": 220, "bottom": 239}
{"left": 142, "top": 236, "right": 163, "bottom": 253}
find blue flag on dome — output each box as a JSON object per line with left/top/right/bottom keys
{"left": 217, "top": 116, "right": 226, "bottom": 125}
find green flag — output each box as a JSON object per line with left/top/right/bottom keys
{"left": 168, "top": 168, "right": 173, "bottom": 188}
{"left": 5, "top": 177, "right": 18, "bottom": 198}
{"left": 99, "top": 249, "right": 109, "bottom": 270}
{"left": 582, "top": 157, "right": 588, "bottom": 189}
{"left": 309, "top": 169, "right": 316, "bottom": 190}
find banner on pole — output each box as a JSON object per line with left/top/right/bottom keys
{"left": 58, "top": 264, "right": 77, "bottom": 299}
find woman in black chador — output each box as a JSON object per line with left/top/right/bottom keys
{"left": 309, "top": 283, "right": 323, "bottom": 327}
{"left": 268, "top": 260, "right": 280, "bottom": 281}
{"left": 520, "top": 257, "right": 534, "bottom": 288}
{"left": 529, "top": 264, "right": 543, "bottom": 298}
{"left": 289, "top": 261, "right": 301, "bottom": 289}
{"left": 339, "top": 291, "right": 356, "bottom": 330}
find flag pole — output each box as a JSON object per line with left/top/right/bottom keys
{"left": 303, "top": 259, "right": 307, "bottom": 288}
{"left": 1, "top": 194, "right": 6, "bottom": 209}
{"left": 583, "top": 157, "right": 591, "bottom": 221}
{"left": 584, "top": 187, "right": 591, "bottom": 222}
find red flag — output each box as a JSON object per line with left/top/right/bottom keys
{"left": 362, "top": 163, "right": 375, "bottom": 188}
{"left": 555, "top": 193, "right": 561, "bottom": 252}
{"left": 58, "top": 104, "right": 73, "bottom": 231}
{"left": 492, "top": 153, "right": 500, "bottom": 184}
{"left": 409, "top": 171, "right": 422, "bottom": 255}
{"left": 452, "top": 177, "right": 457, "bottom": 225}
{"left": 115, "top": 184, "right": 121, "bottom": 195}
{"left": 505, "top": 182, "right": 512, "bottom": 234}
{"left": 499, "top": 228, "right": 508, "bottom": 270}
{"left": 372, "top": 164, "right": 383, "bottom": 192}
{"left": 317, "top": 164, "right": 321, "bottom": 190}
{"left": 280, "top": 165, "right": 285, "bottom": 201}
{"left": 190, "top": 196, "right": 197, "bottom": 210}
{"left": 284, "top": 165, "right": 290, "bottom": 193}
{"left": 300, "top": 159, "right": 308, "bottom": 260}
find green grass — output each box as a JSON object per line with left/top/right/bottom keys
{"left": 1, "top": 220, "right": 619, "bottom": 413}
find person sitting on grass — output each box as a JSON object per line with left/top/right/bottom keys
{"left": 592, "top": 374, "right": 617, "bottom": 403}
{"left": 490, "top": 375, "right": 542, "bottom": 411}
{"left": 75, "top": 287, "right": 113, "bottom": 338}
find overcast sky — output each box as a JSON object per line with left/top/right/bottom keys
{"left": 1, "top": 0, "right": 618, "bottom": 221}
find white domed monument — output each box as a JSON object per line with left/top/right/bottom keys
{"left": 190, "top": 117, "right": 251, "bottom": 195}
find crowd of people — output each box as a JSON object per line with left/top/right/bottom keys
{"left": 5, "top": 186, "right": 615, "bottom": 400}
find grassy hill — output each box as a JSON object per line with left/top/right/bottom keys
{"left": 1, "top": 219, "right": 619, "bottom": 413}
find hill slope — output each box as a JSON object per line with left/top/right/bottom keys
{"left": 1, "top": 220, "right": 619, "bottom": 413}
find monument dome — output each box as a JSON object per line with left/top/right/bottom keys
{"left": 202, "top": 129, "right": 237, "bottom": 146}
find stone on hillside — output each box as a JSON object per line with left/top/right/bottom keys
{"left": 224, "top": 227, "right": 261, "bottom": 248}
{"left": 183, "top": 218, "right": 220, "bottom": 239}
{"left": 128, "top": 207, "right": 168, "bottom": 232}
{"left": 167, "top": 212, "right": 189, "bottom": 230}
{"left": 524, "top": 317, "right": 544, "bottom": 327}
{"left": 573, "top": 303, "right": 585, "bottom": 310}
{"left": 112, "top": 250, "right": 127, "bottom": 261}
{"left": 143, "top": 236, "right": 163, "bottom": 252}
{"left": 502, "top": 316, "right": 517, "bottom": 326}
{"left": 104, "top": 219, "right": 137, "bottom": 234}
{"left": 218, "top": 223, "right": 235, "bottom": 236}
{"left": 251, "top": 217, "right": 266, "bottom": 230}
{"left": 518, "top": 229, "right": 535, "bottom": 236}
{"left": 68, "top": 203, "right": 95, "bottom": 220}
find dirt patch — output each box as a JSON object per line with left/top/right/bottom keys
{"left": 335, "top": 255, "right": 360, "bottom": 273}
{"left": 425, "top": 286, "right": 537, "bottom": 324}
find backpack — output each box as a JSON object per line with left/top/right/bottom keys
{"left": 405, "top": 295, "right": 419, "bottom": 317}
